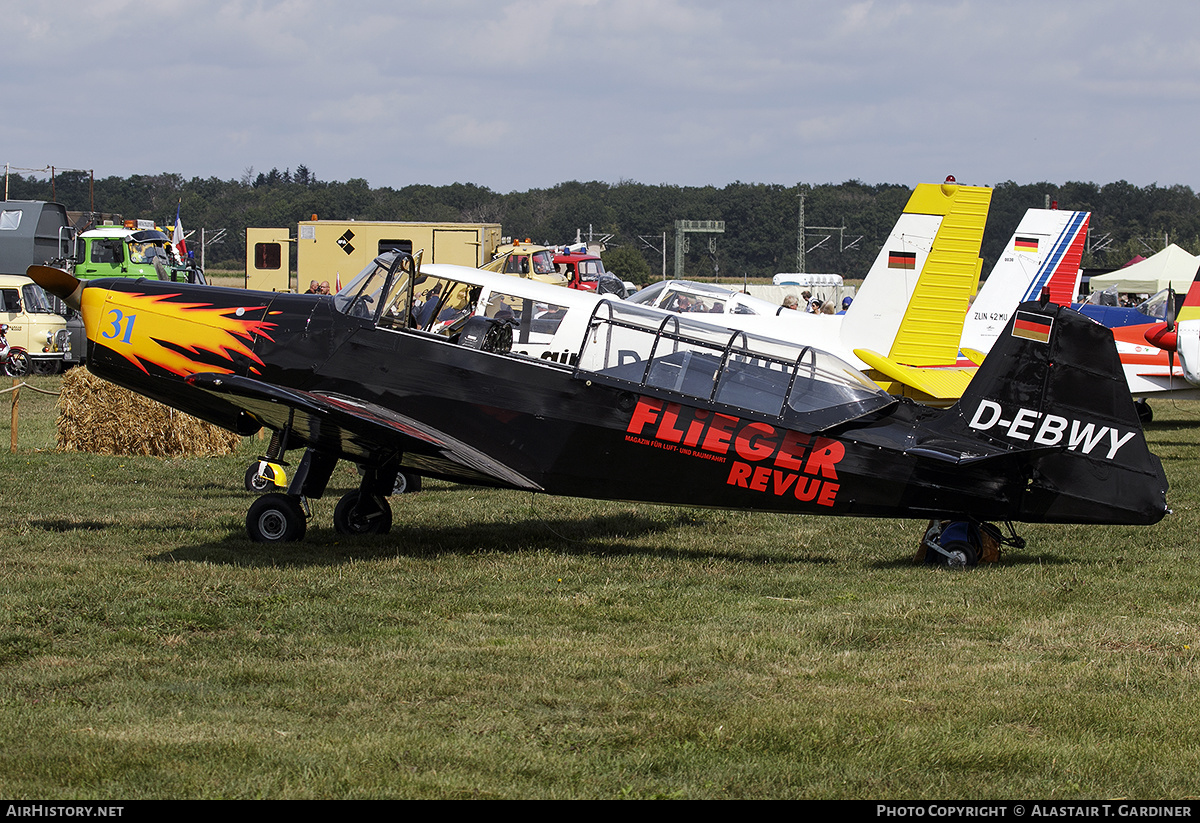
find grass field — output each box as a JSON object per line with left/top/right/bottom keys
{"left": 1, "top": 373, "right": 1198, "bottom": 799}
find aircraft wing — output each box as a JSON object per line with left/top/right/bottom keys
{"left": 184, "top": 372, "right": 543, "bottom": 491}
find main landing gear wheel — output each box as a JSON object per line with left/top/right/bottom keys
{"left": 1136, "top": 399, "right": 1153, "bottom": 425}
{"left": 333, "top": 491, "right": 393, "bottom": 535}
{"left": 392, "top": 470, "right": 422, "bottom": 495}
{"left": 247, "top": 493, "right": 307, "bottom": 542}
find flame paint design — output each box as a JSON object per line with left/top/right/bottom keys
{"left": 84, "top": 288, "right": 278, "bottom": 377}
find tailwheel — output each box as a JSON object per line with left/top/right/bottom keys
{"left": 247, "top": 493, "right": 308, "bottom": 542}
{"left": 244, "top": 460, "right": 287, "bottom": 492}
{"left": 333, "top": 491, "right": 393, "bottom": 535}
{"left": 1135, "top": 399, "right": 1153, "bottom": 425}
{"left": 940, "top": 541, "right": 978, "bottom": 570}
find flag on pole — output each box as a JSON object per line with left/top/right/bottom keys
{"left": 173, "top": 203, "right": 188, "bottom": 258}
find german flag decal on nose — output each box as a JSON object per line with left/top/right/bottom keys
{"left": 1012, "top": 310, "right": 1053, "bottom": 343}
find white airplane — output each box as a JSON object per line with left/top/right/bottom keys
{"left": 627, "top": 178, "right": 994, "bottom": 404}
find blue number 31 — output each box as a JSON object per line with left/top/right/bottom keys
{"left": 102, "top": 309, "right": 136, "bottom": 344}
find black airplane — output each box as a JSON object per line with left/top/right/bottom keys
{"left": 29, "top": 252, "right": 1169, "bottom": 564}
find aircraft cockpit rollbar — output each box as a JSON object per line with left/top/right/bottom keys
{"left": 575, "top": 300, "right": 896, "bottom": 430}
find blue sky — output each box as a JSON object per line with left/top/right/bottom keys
{"left": 4, "top": 0, "right": 1199, "bottom": 193}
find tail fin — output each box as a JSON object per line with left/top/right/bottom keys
{"left": 1178, "top": 255, "right": 1200, "bottom": 321}
{"left": 960, "top": 209, "right": 1090, "bottom": 354}
{"left": 941, "top": 301, "right": 1167, "bottom": 525}
{"left": 841, "top": 180, "right": 992, "bottom": 367}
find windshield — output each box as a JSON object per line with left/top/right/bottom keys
{"left": 335, "top": 252, "right": 416, "bottom": 324}
{"left": 1083, "top": 285, "right": 1120, "bottom": 306}
{"left": 1137, "top": 289, "right": 1171, "bottom": 318}
{"left": 577, "top": 259, "right": 603, "bottom": 282}
{"left": 628, "top": 281, "right": 760, "bottom": 316}
{"left": 532, "top": 250, "right": 556, "bottom": 275}
{"left": 128, "top": 241, "right": 176, "bottom": 265}
{"left": 21, "top": 284, "right": 57, "bottom": 314}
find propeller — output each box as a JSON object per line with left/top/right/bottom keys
{"left": 1143, "top": 286, "right": 1179, "bottom": 381}
{"left": 27, "top": 265, "right": 85, "bottom": 311}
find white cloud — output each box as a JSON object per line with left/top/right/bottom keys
{"left": 3, "top": 0, "right": 1200, "bottom": 190}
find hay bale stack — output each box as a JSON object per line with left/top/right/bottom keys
{"left": 57, "top": 367, "right": 241, "bottom": 456}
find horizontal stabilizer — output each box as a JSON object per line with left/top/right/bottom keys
{"left": 960, "top": 348, "right": 986, "bottom": 366}
{"left": 854, "top": 348, "right": 977, "bottom": 400}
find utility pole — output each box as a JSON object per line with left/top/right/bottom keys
{"left": 638, "top": 232, "right": 668, "bottom": 281}
{"left": 793, "top": 193, "right": 859, "bottom": 274}
{"left": 796, "top": 195, "right": 806, "bottom": 273}
{"left": 674, "top": 220, "right": 725, "bottom": 280}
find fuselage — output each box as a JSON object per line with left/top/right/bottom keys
{"left": 76, "top": 275, "right": 1167, "bottom": 526}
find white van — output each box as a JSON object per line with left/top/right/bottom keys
{"left": 771, "top": 272, "right": 845, "bottom": 290}
{"left": 0, "top": 274, "right": 70, "bottom": 375}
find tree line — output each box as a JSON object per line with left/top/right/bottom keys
{"left": 6, "top": 169, "right": 1198, "bottom": 282}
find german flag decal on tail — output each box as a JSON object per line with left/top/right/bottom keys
{"left": 888, "top": 251, "right": 916, "bottom": 270}
{"left": 1014, "top": 236, "right": 1039, "bottom": 252}
{"left": 1012, "top": 310, "right": 1053, "bottom": 343}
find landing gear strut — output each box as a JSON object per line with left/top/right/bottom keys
{"left": 333, "top": 491, "right": 393, "bottom": 535}
{"left": 243, "top": 446, "right": 336, "bottom": 543}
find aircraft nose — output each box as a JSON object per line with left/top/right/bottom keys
{"left": 27, "top": 265, "right": 86, "bottom": 311}
{"left": 1144, "top": 321, "right": 1177, "bottom": 352}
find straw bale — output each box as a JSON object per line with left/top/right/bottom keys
{"left": 57, "top": 367, "right": 241, "bottom": 456}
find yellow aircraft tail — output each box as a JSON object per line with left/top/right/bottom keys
{"left": 841, "top": 178, "right": 992, "bottom": 405}
{"left": 886, "top": 183, "right": 992, "bottom": 366}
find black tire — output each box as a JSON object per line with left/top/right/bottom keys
{"left": 244, "top": 463, "right": 276, "bottom": 492}
{"left": 4, "top": 349, "right": 29, "bottom": 378}
{"left": 1136, "top": 399, "right": 1153, "bottom": 425}
{"left": 246, "top": 493, "right": 307, "bottom": 542}
{"left": 333, "top": 491, "right": 392, "bottom": 535}
{"left": 392, "top": 471, "right": 422, "bottom": 495}
{"left": 31, "top": 358, "right": 61, "bottom": 376}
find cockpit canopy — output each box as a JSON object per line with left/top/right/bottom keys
{"left": 335, "top": 252, "right": 894, "bottom": 430}
{"left": 627, "top": 280, "right": 779, "bottom": 316}
{"left": 578, "top": 300, "right": 895, "bottom": 429}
